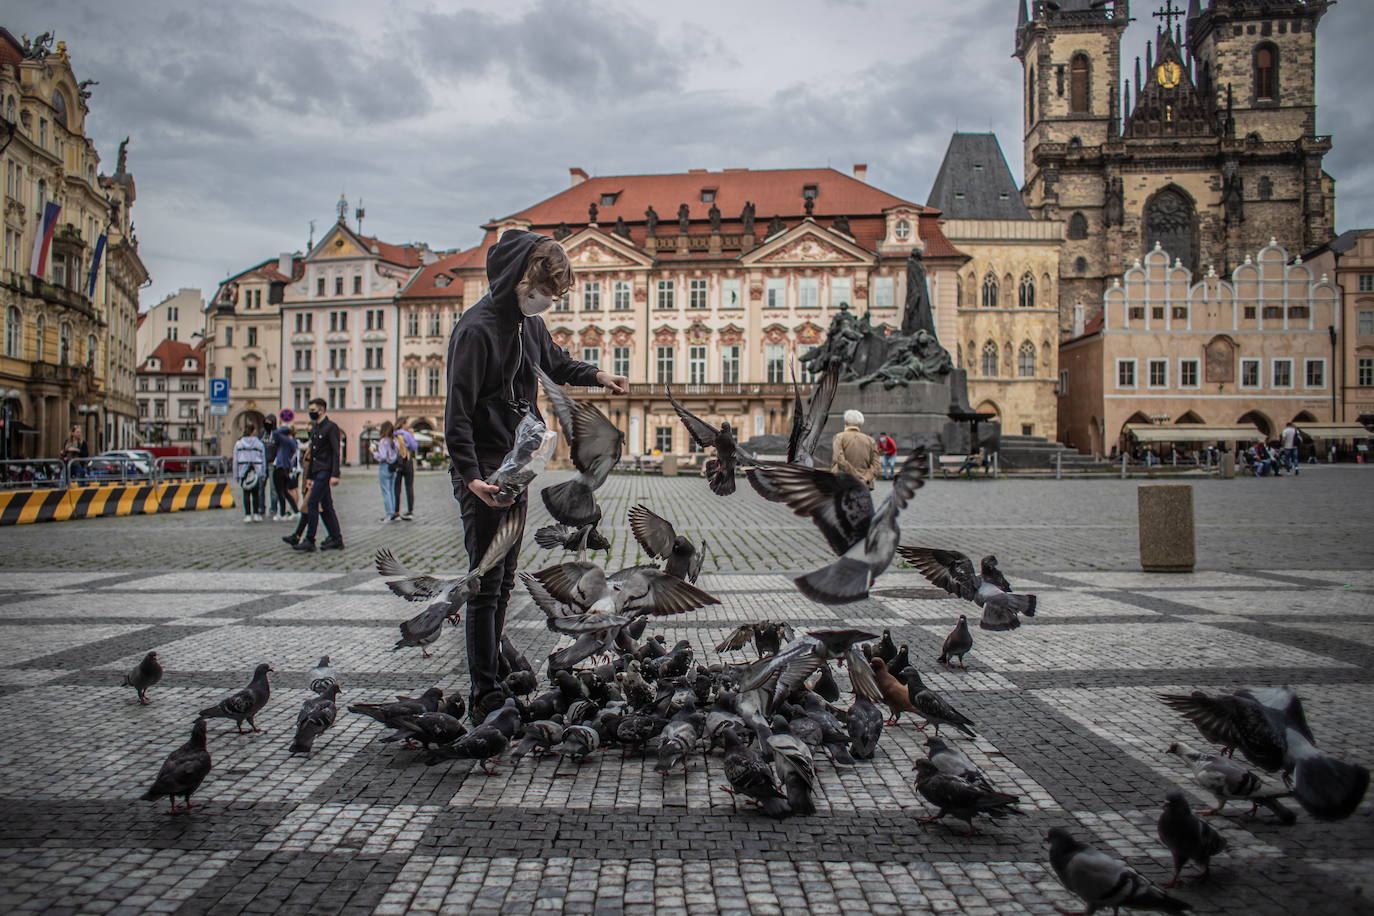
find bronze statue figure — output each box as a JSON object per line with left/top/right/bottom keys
{"left": 645, "top": 206, "right": 659, "bottom": 234}
{"left": 677, "top": 203, "right": 690, "bottom": 234}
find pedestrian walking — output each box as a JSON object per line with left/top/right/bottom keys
{"left": 261, "top": 416, "right": 283, "bottom": 519}
{"left": 392, "top": 418, "right": 418, "bottom": 521}
{"left": 289, "top": 398, "right": 343, "bottom": 551}
{"left": 282, "top": 446, "right": 312, "bottom": 546}
{"left": 831, "top": 409, "right": 880, "bottom": 488}
{"left": 445, "top": 229, "right": 626, "bottom": 721}
{"left": 876, "top": 430, "right": 897, "bottom": 480}
{"left": 371, "top": 420, "right": 399, "bottom": 522}
{"left": 232, "top": 420, "right": 267, "bottom": 522}
{"left": 271, "top": 421, "right": 300, "bottom": 520}
{"left": 1280, "top": 421, "right": 1301, "bottom": 475}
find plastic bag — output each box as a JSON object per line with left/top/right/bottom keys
{"left": 486, "top": 413, "right": 558, "bottom": 503}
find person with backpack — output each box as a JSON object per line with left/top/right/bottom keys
{"left": 876, "top": 430, "right": 898, "bottom": 480}
{"left": 232, "top": 420, "right": 267, "bottom": 522}
{"left": 392, "top": 418, "right": 418, "bottom": 521}
{"left": 270, "top": 421, "right": 300, "bottom": 520}
{"left": 262, "top": 415, "right": 283, "bottom": 519}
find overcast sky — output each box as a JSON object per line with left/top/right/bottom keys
{"left": 9, "top": 0, "right": 1370, "bottom": 306}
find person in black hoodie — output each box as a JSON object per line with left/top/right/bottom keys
{"left": 291, "top": 397, "right": 344, "bottom": 551}
{"left": 446, "top": 229, "right": 626, "bottom": 721}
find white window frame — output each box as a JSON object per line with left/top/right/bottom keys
{"left": 1115, "top": 358, "right": 1137, "bottom": 389}
{"left": 1357, "top": 310, "right": 1374, "bottom": 336}
{"left": 655, "top": 346, "right": 675, "bottom": 384}
{"left": 656, "top": 279, "right": 675, "bottom": 310}
{"left": 581, "top": 346, "right": 601, "bottom": 367}
{"left": 720, "top": 278, "right": 741, "bottom": 310}
{"left": 1271, "top": 358, "right": 1293, "bottom": 389}
{"left": 1359, "top": 357, "right": 1374, "bottom": 387}
{"left": 612, "top": 281, "right": 631, "bottom": 311}
{"left": 798, "top": 277, "right": 819, "bottom": 310}
{"left": 688, "top": 278, "right": 708, "bottom": 310}
{"left": 582, "top": 280, "right": 601, "bottom": 312}
{"left": 1147, "top": 358, "right": 1168, "bottom": 389}
{"left": 1239, "top": 358, "right": 1261, "bottom": 389}
{"left": 404, "top": 367, "right": 418, "bottom": 397}
{"left": 612, "top": 345, "right": 631, "bottom": 377}
{"left": 427, "top": 367, "right": 441, "bottom": 397}
{"left": 765, "top": 344, "right": 785, "bottom": 383}
{"left": 427, "top": 311, "right": 441, "bottom": 337}
{"left": 688, "top": 345, "right": 707, "bottom": 384}
{"left": 872, "top": 277, "right": 894, "bottom": 310}
{"left": 1178, "top": 358, "right": 1200, "bottom": 389}
{"left": 721, "top": 345, "right": 741, "bottom": 384}
{"left": 1058, "top": 369, "right": 1069, "bottom": 397}
{"left": 830, "top": 277, "right": 851, "bottom": 309}
{"left": 1303, "top": 358, "right": 1326, "bottom": 389}
{"left": 766, "top": 278, "right": 786, "bottom": 309}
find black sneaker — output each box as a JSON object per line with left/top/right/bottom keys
{"left": 320, "top": 537, "right": 345, "bottom": 551}
{"left": 281, "top": 534, "right": 299, "bottom": 546}
{"left": 292, "top": 539, "right": 317, "bottom": 552}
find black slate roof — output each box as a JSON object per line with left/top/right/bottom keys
{"left": 926, "top": 133, "right": 1031, "bottom": 221}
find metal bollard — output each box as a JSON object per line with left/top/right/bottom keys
{"left": 1120, "top": 453, "right": 1128, "bottom": 479}
{"left": 1055, "top": 451, "right": 1062, "bottom": 480}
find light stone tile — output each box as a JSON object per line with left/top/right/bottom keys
{"left": 258, "top": 592, "right": 398, "bottom": 621}
{"left": 0, "top": 623, "right": 151, "bottom": 667}
{"left": 1159, "top": 588, "right": 1374, "bottom": 617}
{"left": 103, "top": 571, "right": 336, "bottom": 592}
{"left": 1050, "top": 571, "right": 1277, "bottom": 589}
{"left": 0, "top": 571, "right": 129, "bottom": 590}
{"left": 0, "top": 591, "right": 249, "bottom": 620}
{"left": 0, "top": 667, "right": 68, "bottom": 686}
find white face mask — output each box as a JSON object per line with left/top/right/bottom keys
{"left": 518, "top": 291, "right": 553, "bottom": 316}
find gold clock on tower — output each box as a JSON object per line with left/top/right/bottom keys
{"left": 1157, "top": 60, "right": 1182, "bottom": 89}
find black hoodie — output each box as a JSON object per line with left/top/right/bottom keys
{"left": 445, "top": 229, "right": 601, "bottom": 485}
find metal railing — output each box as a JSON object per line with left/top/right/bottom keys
{"left": 0, "top": 455, "right": 231, "bottom": 490}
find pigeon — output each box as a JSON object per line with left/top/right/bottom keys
{"left": 720, "top": 725, "right": 791, "bottom": 818}
{"left": 123, "top": 651, "right": 163, "bottom": 705}
{"left": 870, "top": 657, "right": 921, "bottom": 727}
{"left": 898, "top": 668, "right": 976, "bottom": 739}
{"left": 532, "top": 558, "right": 721, "bottom": 619}
{"left": 1157, "top": 789, "right": 1227, "bottom": 887}
{"left": 979, "top": 555, "right": 1012, "bottom": 592}
{"left": 655, "top": 701, "right": 700, "bottom": 774}
{"left": 938, "top": 617, "right": 974, "bottom": 669}
{"left": 746, "top": 464, "right": 872, "bottom": 556}
{"left": 534, "top": 521, "right": 610, "bottom": 552}
{"left": 768, "top": 722, "right": 818, "bottom": 815}
{"left": 377, "top": 500, "right": 527, "bottom": 627}
{"left": 925, "top": 736, "right": 995, "bottom": 793}
{"left": 1159, "top": 687, "right": 1370, "bottom": 820}
{"left": 913, "top": 758, "right": 1022, "bottom": 835}
{"left": 786, "top": 361, "right": 841, "bottom": 467}
{"left": 308, "top": 656, "right": 337, "bottom": 694}
{"left": 1046, "top": 827, "right": 1192, "bottom": 915}
{"left": 537, "top": 367, "right": 623, "bottom": 526}
{"left": 198, "top": 663, "right": 272, "bottom": 734}
{"left": 847, "top": 692, "right": 885, "bottom": 760}
{"left": 628, "top": 504, "right": 706, "bottom": 583}
{"left": 793, "top": 451, "right": 927, "bottom": 604}
{"left": 549, "top": 723, "right": 599, "bottom": 762}
{"left": 797, "top": 693, "right": 854, "bottom": 766}
{"left": 874, "top": 630, "right": 898, "bottom": 665}
{"left": 143, "top": 718, "right": 212, "bottom": 815}
{"left": 812, "top": 665, "right": 840, "bottom": 703}
{"left": 740, "top": 629, "right": 880, "bottom": 710}
{"left": 715, "top": 621, "right": 792, "bottom": 658}
{"left": 665, "top": 385, "right": 754, "bottom": 496}
{"left": 890, "top": 644, "right": 911, "bottom": 675}
{"left": 1164, "top": 741, "right": 1296, "bottom": 824}
{"left": 348, "top": 687, "right": 444, "bottom": 728}
{"left": 381, "top": 712, "right": 467, "bottom": 750}
{"left": 289, "top": 683, "right": 341, "bottom": 755}
{"left": 428, "top": 699, "right": 522, "bottom": 773}
{"left": 897, "top": 546, "right": 1037, "bottom": 631}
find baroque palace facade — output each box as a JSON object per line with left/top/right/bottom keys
{"left": 0, "top": 29, "right": 144, "bottom": 459}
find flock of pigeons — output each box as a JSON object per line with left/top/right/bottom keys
{"left": 126, "top": 364, "right": 1368, "bottom": 914}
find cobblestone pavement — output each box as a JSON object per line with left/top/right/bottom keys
{"left": 0, "top": 469, "right": 1370, "bottom": 914}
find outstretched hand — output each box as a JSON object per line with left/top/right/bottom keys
{"left": 596, "top": 370, "right": 629, "bottom": 394}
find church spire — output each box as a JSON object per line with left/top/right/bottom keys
{"left": 1017, "top": 0, "right": 1028, "bottom": 29}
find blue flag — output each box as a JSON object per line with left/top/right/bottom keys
{"left": 87, "top": 233, "right": 107, "bottom": 297}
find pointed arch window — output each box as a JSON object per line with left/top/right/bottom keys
{"left": 981, "top": 340, "right": 999, "bottom": 377}
{"left": 1070, "top": 54, "right": 1090, "bottom": 113}
{"left": 1068, "top": 212, "right": 1088, "bottom": 240}
{"left": 1018, "top": 273, "right": 1036, "bottom": 309}
{"left": 1254, "top": 43, "right": 1277, "bottom": 101}
{"left": 1018, "top": 341, "right": 1037, "bottom": 377}
{"left": 981, "top": 273, "right": 999, "bottom": 309}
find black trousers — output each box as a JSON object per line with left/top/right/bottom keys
{"left": 393, "top": 459, "right": 415, "bottom": 513}
{"left": 303, "top": 474, "right": 341, "bottom": 541}
{"left": 272, "top": 466, "right": 298, "bottom": 513}
{"left": 459, "top": 488, "right": 522, "bottom": 700}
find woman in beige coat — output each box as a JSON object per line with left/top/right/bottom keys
{"left": 831, "top": 409, "right": 881, "bottom": 488}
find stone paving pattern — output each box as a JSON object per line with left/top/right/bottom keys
{"left": 0, "top": 468, "right": 1370, "bottom": 914}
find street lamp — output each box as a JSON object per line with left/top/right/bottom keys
{"left": 1, "top": 387, "right": 20, "bottom": 464}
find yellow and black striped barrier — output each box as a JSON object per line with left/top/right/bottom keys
{"left": 0, "top": 480, "right": 234, "bottom": 526}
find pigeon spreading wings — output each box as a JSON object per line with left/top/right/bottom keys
{"left": 787, "top": 361, "right": 840, "bottom": 467}
{"left": 536, "top": 367, "right": 623, "bottom": 526}
{"left": 627, "top": 504, "right": 706, "bottom": 582}
{"left": 375, "top": 501, "right": 527, "bottom": 605}
{"left": 897, "top": 545, "right": 1037, "bottom": 631}
{"left": 532, "top": 559, "right": 720, "bottom": 618}
{"left": 665, "top": 386, "right": 754, "bottom": 496}
{"left": 747, "top": 464, "right": 872, "bottom": 555}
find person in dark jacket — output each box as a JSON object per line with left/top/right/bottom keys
{"left": 445, "top": 229, "right": 627, "bottom": 720}
{"left": 291, "top": 397, "right": 344, "bottom": 551}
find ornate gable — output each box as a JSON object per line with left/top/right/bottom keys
{"left": 310, "top": 224, "right": 370, "bottom": 261}
{"left": 561, "top": 228, "right": 652, "bottom": 268}
{"left": 1125, "top": 33, "right": 1214, "bottom": 140}
{"left": 744, "top": 223, "right": 874, "bottom": 267}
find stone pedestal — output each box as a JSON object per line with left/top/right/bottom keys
{"left": 1137, "top": 483, "right": 1195, "bottom": 572}
{"left": 660, "top": 454, "right": 678, "bottom": 477}
{"left": 816, "top": 369, "right": 999, "bottom": 464}
{"left": 1220, "top": 453, "right": 1235, "bottom": 479}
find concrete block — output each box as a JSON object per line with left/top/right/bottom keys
{"left": 1138, "top": 483, "right": 1195, "bottom": 572}
{"left": 1220, "top": 453, "right": 1235, "bottom": 479}
{"left": 661, "top": 455, "right": 678, "bottom": 477}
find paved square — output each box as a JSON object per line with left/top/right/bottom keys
{"left": 0, "top": 467, "right": 1370, "bottom": 914}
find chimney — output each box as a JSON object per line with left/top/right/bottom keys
{"left": 569, "top": 167, "right": 588, "bottom": 186}
{"left": 1072, "top": 302, "right": 1085, "bottom": 338}
{"left": 277, "top": 252, "right": 293, "bottom": 276}
{"left": 852, "top": 163, "right": 868, "bottom": 183}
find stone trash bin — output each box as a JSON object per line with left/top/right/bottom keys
{"left": 1137, "top": 483, "right": 1195, "bottom": 572}
{"left": 661, "top": 454, "right": 679, "bottom": 477}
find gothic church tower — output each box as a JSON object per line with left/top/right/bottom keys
{"left": 1015, "top": 0, "right": 1335, "bottom": 334}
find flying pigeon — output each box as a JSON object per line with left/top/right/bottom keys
{"left": 123, "top": 651, "right": 163, "bottom": 705}
{"left": 745, "top": 463, "right": 872, "bottom": 556}
{"left": 376, "top": 500, "right": 527, "bottom": 622}
{"left": 289, "top": 683, "right": 341, "bottom": 755}
{"left": 1159, "top": 687, "right": 1370, "bottom": 820}
{"left": 308, "top": 656, "right": 337, "bottom": 695}
{"left": 665, "top": 385, "right": 755, "bottom": 496}
{"left": 628, "top": 504, "right": 707, "bottom": 582}
{"left": 786, "top": 361, "right": 841, "bottom": 467}
{"left": 142, "top": 718, "right": 212, "bottom": 815}
{"left": 739, "top": 629, "right": 880, "bottom": 710}
{"left": 715, "top": 620, "right": 793, "bottom": 658}
{"left": 938, "top": 616, "right": 974, "bottom": 669}
{"left": 897, "top": 546, "right": 1037, "bottom": 631}
{"left": 534, "top": 521, "right": 610, "bottom": 552}
{"left": 898, "top": 668, "right": 976, "bottom": 739}
{"left": 1046, "top": 827, "right": 1192, "bottom": 915}
{"left": 198, "top": 663, "right": 272, "bottom": 734}
{"left": 720, "top": 725, "right": 791, "bottom": 818}
{"left": 979, "top": 555, "right": 1012, "bottom": 592}
{"left": 1157, "top": 789, "right": 1227, "bottom": 886}
{"left": 789, "top": 450, "right": 927, "bottom": 604}
{"left": 537, "top": 367, "right": 623, "bottom": 526}
{"left": 486, "top": 412, "right": 555, "bottom": 504}
{"left": 1164, "top": 741, "right": 1296, "bottom": 824}
{"left": 913, "top": 758, "right": 1022, "bottom": 835}
{"left": 531, "top": 558, "right": 721, "bottom": 619}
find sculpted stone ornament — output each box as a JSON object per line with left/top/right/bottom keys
{"left": 708, "top": 203, "right": 721, "bottom": 231}
{"left": 554, "top": 222, "right": 571, "bottom": 241}
{"left": 588, "top": 201, "right": 599, "bottom": 224}
{"left": 614, "top": 215, "right": 629, "bottom": 238}
{"left": 856, "top": 329, "right": 953, "bottom": 389}
{"left": 832, "top": 214, "right": 851, "bottom": 236}
{"left": 677, "top": 203, "right": 690, "bottom": 234}
{"left": 645, "top": 206, "right": 659, "bottom": 235}
{"left": 767, "top": 214, "right": 784, "bottom": 237}
{"left": 799, "top": 302, "right": 864, "bottom": 376}
{"left": 741, "top": 201, "right": 755, "bottom": 234}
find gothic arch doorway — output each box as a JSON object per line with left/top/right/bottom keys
{"left": 1237, "top": 410, "right": 1273, "bottom": 438}
{"left": 1143, "top": 185, "right": 1197, "bottom": 273}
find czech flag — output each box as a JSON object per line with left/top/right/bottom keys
{"left": 86, "top": 233, "right": 107, "bottom": 297}
{"left": 30, "top": 201, "right": 61, "bottom": 278}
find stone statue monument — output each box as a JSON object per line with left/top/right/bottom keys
{"left": 645, "top": 206, "right": 659, "bottom": 234}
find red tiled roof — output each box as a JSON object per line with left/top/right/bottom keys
{"left": 0, "top": 29, "right": 24, "bottom": 66}
{"left": 138, "top": 338, "right": 204, "bottom": 375}
{"left": 358, "top": 234, "right": 425, "bottom": 268}
{"left": 399, "top": 245, "right": 487, "bottom": 300}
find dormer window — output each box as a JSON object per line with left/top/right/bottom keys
{"left": 700, "top": 188, "right": 716, "bottom": 203}
{"left": 183, "top": 358, "right": 196, "bottom": 371}
{"left": 802, "top": 185, "right": 819, "bottom": 200}
{"left": 148, "top": 358, "right": 160, "bottom": 370}
{"left": 973, "top": 163, "right": 984, "bottom": 171}
{"left": 954, "top": 192, "right": 965, "bottom": 200}
{"left": 894, "top": 219, "right": 911, "bottom": 241}
{"left": 435, "top": 274, "right": 451, "bottom": 288}
{"left": 599, "top": 192, "right": 619, "bottom": 207}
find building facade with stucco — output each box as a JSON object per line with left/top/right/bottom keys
{"left": 1303, "top": 229, "right": 1374, "bottom": 426}
{"left": 136, "top": 288, "right": 205, "bottom": 362}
